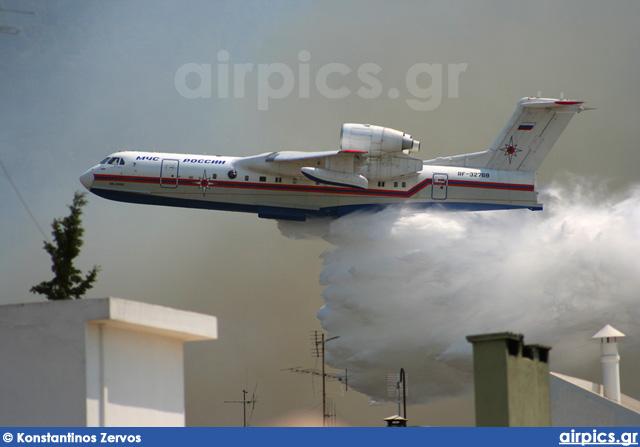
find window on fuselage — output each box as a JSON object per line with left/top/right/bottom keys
{"left": 106, "top": 157, "right": 126, "bottom": 166}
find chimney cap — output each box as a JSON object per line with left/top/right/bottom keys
{"left": 466, "top": 331, "right": 523, "bottom": 344}
{"left": 592, "top": 324, "right": 625, "bottom": 339}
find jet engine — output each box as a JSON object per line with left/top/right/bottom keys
{"left": 340, "top": 123, "right": 420, "bottom": 155}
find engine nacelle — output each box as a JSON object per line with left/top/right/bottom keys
{"left": 340, "top": 123, "right": 420, "bottom": 155}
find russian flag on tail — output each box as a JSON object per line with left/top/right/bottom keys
{"left": 518, "top": 123, "right": 535, "bottom": 130}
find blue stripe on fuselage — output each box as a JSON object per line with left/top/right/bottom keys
{"left": 90, "top": 187, "right": 540, "bottom": 221}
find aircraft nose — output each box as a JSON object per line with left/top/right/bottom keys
{"left": 79, "top": 169, "right": 93, "bottom": 191}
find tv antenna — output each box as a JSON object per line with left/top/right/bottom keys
{"left": 0, "top": 7, "right": 34, "bottom": 35}
{"left": 386, "top": 368, "right": 409, "bottom": 423}
{"left": 283, "top": 330, "right": 349, "bottom": 427}
{"left": 224, "top": 384, "right": 258, "bottom": 427}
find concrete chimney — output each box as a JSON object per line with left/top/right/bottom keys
{"left": 466, "top": 332, "right": 552, "bottom": 426}
{"left": 592, "top": 324, "right": 625, "bottom": 404}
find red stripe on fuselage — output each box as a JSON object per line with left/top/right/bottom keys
{"left": 93, "top": 174, "right": 534, "bottom": 197}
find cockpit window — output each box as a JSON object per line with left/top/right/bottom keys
{"left": 106, "top": 157, "right": 125, "bottom": 165}
{"left": 100, "top": 157, "right": 111, "bottom": 164}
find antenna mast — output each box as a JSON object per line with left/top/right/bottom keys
{"left": 386, "top": 367, "right": 409, "bottom": 424}
{"left": 224, "top": 385, "right": 258, "bottom": 427}
{"left": 284, "top": 330, "right": 347, "bottom": 427}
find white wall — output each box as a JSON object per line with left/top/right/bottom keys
{"left": 0, "top": 298, "right": 217, "bottom": 427}
{"left": 85, "top": 324, "right": 185, "bottom": 426}
{"left": 551, "top": 373, "right": 640, "bottom": 427}
{"left": 0, "top": 301, "right": 89, "bottom": 425}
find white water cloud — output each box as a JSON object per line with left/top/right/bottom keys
{"left": 281, "top": 181, "right": 640, "bottom": 403}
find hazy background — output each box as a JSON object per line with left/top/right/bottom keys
{"left": 1, "top": 0, "right": 639, "bottom": 426}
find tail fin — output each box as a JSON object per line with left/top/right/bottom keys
{"left": 425, "top": 97, "right": 586, "bottom": 171}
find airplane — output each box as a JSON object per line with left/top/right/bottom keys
{"left": 80, "top": 96, "right": 588, "bottom": 221}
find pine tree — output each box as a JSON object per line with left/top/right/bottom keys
{"left": 31, "top": 192, "right": 100, "bottom": 300}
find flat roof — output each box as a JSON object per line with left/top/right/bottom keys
{"left": 0, "top": 297, "right": 217, "bottom": 342}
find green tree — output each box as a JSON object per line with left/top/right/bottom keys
{"left": 31, "top": 192, "right": 100, "bottom": 300}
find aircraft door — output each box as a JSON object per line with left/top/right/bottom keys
{"left": 160, "top": 159, "right": 179, "bottom": 188}
{"left": 431, "top": 174, "right": 448, "bottom": 200}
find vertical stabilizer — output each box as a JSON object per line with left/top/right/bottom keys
{"left": 425, "top": 97, "right": 586, "bottom": 171}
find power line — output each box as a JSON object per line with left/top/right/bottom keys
{"left": 283, "top": 402, "right": 322, "bottom": 427}
{"left": 0, "top": 158, "right": 49, "bottom": 241}
{"left": 0, "top": 7, "right": 34, "bottom": 14}
{"left": 0, "top": 7, "right": 34, "bottom": 35}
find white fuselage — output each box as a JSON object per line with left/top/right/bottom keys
{"left": 80, "top": 150, "right": 540, "bottom": 221}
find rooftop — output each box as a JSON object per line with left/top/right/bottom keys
{"left": 551, "top": 372, "right": 640, "bottom": 415}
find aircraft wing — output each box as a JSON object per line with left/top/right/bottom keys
{"left": 424, "top": 97, "right": 587, "bottom": 171}
{"left": 236, "top": 145, "right": 421, "bottom": 190}
{"left": 235, "top": 124, "right": 423, "bottom": 189}
{"left": 237, "top": 149, "right": 368, "bottom": 171}
{"left": 234, "top": 149, "right": 371, "bottom": 189}
{"left": 265, "top": 150, "right": 366, "bottom": 162}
